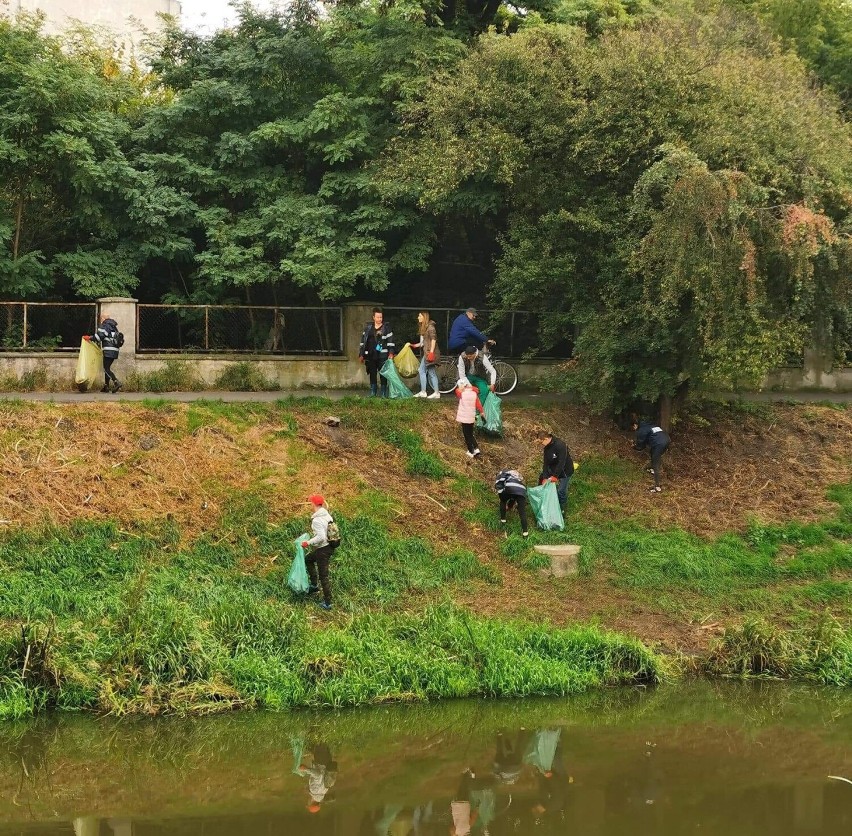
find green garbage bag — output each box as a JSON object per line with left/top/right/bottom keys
{"left": 380, "top": 358, "right": 413, "bottom": 399}
{"left": 527, "top": 481, "right": 565, "bottom": 531}
{"left": 475, "top": 392, "right": 503, "bottom": 435}
{"left": 288, "top": 534, "right": 311, "bottom": 593}
{"left": 291, "top": 735, "right": 306, "bottom": 775}
{"left": 524, "top": 728, "right": 561, "bottom": 773}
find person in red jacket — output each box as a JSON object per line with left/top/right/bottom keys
{"left": 455, "top": 378, "right": 485, "bottom": 458}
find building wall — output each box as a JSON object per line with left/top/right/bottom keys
{"left": 11, "top": 0, "right": 181, "bottom": 37}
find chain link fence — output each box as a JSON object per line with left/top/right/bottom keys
{"left": 137, "top": 305, "right": 343, "bottom": 354}
{"left": 379, "top": 307, "right": 574, "bottom": 359}
{"left": 0, "top": 302, "right": 97, "bottom": 351}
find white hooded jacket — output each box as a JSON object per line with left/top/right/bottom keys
{"left": 307, "top": 507, "right": 333, "bottom": 548}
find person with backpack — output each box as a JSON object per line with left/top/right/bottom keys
{"left": 455, "top": 378, "right": 486, "bottom": 458}
{"left": 631, "top": 418, "right": 671, "bottom": 492}
{"left": 83, "top": 313, "right": 124, "bottom": 393}
{"left": 301, "top": 494, "right": 340, "bottom": 611}
{"left": 358, "top": 307, "right": 395, "bottom": 397}
{"left": 495, "top": 468, "right": 529, "bottom": 537}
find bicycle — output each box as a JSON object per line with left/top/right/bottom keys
{"left": 437, "top": 346, "right": 519, "bottom": 396}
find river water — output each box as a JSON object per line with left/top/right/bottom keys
{"left": 0, "top": 682, "right": 850, "bottom": 835}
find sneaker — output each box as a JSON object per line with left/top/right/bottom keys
{"left": 100, "top": 385, "right": 110, "bottom": 393}
{"left": 473, "top": 448, "right": 482, "bottom": 457}
{"left": 522, "top": 531, "right": 529, "bottom": 538}
{"left": 427, "top": 392, "right": 441, "bottom": 399}
{"left": 650, "top": 486, "right": 662, "bottom": 493}
{"left": 500, "top": 519, "right": 507, "bottom": 524}
{"left": 317, "top": 601, "right": 333, "bottom": 611}
{"left": 112, "top": 381, "right": 123, "bottom": 393}
{"left": 466, "top": 450, "right": 476, "bottom": 458}
{"left": 414, "top": 391, "right": 428, "bottom": 398}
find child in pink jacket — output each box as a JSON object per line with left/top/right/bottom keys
{"left": 455, "top": 378, "right": 485, "bottom": 458}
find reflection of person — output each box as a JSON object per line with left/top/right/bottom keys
{"left": 83, "top": 313, "right": 122, "bottom": 393}
{"left": 301, "top": 494, "right": 336, "bottom": 611}
{"left": 448, "top": 308, "right": 488, "bottom": 353}
{"left": 535, "top": 429, "right": 573, "bottom": 507}
{"left": 527, "top": 729, "right": 570, "bottom": 826}
{"left": 493, "top": 729, "right": 533, "bottom": 786}
{"left": 495, "top": 469, "right": 529, "bottom": 538}
{"left": 455, "top": 379, "right": 485, "bottom": 458}
{"left": 297, "top": 742, "right": 338, "bottom": 814}
{"left": 358, "top": 307, "right": 396, "bottom": 397}
{"left": 631, "top": 418, "right": 671, "bottom": 493}
{"left": 411, "top": 311, "right": 441, "bottom": 399}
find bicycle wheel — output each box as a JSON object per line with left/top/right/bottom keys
{"left": 438, "top": 357, "right": 459, "bottom": 394}
{"left": 493, "top": 360, "right": 518, "bottom": 396}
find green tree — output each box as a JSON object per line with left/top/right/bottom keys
{"left": 387, "top": 17, "right": 852, "bottom": 413}
{"left": 0, "top": 14, "right": 177, "bottom": 299}
{"left": 135, "top": 1, "right": 467, "bottom": 304}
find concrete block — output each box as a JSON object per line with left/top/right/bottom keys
{"left": 534, "top": 544, "right": 581, "bottom": 577}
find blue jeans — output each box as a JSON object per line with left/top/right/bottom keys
{"left": 419, "top": 357, "right": 439, "bottom": 394}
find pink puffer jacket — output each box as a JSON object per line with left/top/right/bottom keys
{"left": 455, "top": 387, "right": 483, "bottom": 424}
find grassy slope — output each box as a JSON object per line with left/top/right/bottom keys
{"left": 0, "top": 397, "right": 850, "bottom": 716}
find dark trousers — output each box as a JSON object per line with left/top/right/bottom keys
{"left": 499, "top": 493, "right": 528, "bottom": 533}
{"left": 650, "top": 442, "right": 670, "bottom": 487}
{"left": 365, "top": 358, "right": 388, "bottom": 394}
{"left": 460, "top": 422, "right": 476, "bottom": 453}
{"left": 306, "top": 544, "right": 333, "bottom": 605}
{"left": 103, "top": 356, "right": 118, "bottom": 385}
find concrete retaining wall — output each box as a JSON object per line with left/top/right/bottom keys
{"left": 0, "top": 298, "right": 564, "bottom": 392}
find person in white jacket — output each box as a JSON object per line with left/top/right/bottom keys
{"left": 301, "top": 494, "right": 336, "bottom": 611}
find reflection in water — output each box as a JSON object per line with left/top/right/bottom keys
{"left": 0, "top": 682, "right": 850, "bottom": 835}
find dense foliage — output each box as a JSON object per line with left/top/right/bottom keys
{"left": 1, "top": 0, "right": 850, "bottom": 408}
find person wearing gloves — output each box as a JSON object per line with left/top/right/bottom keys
{"left": 631, "top": 418, "right": 671, "bottom": 492}
{"left": 358, "top": 307, "right": 395, "bottom": 397}
{"left": 83, "top": 313, "right": 123, "bottom": 393}
{"left": 448, "top": 307, "right": 490, "bottom": 353}
{"left": 536, "top": 429, "right": 574, "bottom": 507}
{"left": 457, "top": 345, "right": 497, "bottom": 395}
{"left": 301, "top": 494, "right": 335, "bottom": 611}
{"left": 495, "top": 468, "right": 529, "bottom": 537}
{"left": 410, "top": 310, "right": 441, "bottom": 399}
{"left": 455, "top": 378, "right": 486, "bottom": 458}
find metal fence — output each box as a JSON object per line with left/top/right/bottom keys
{"left": 137, "top": 305, "right": 344, "bottom": 355}
{"left": 380, "top": 308, "right": 574, "bottom": 359}
{"left": 0, "top": 302, "right": 98, "bottom": 351}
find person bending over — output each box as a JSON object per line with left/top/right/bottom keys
{"left": 495, "top": 468, "right": 529, "bottom": 537}
{"left": 632, "top": 419, "right": 670, "bottom": 492}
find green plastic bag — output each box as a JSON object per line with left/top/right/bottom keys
{"left": 288, "top": 534, "right": 311, "bottom": 593}
{"left": 380, "top": 358, "right": 413, "bottom": 399}
{"left": 527, "top": 481, "right": 565, "bottom": 531}
{"left": 524, "top": 728, "right": 561, "bottom": 773}
{"left": 291, "top": 735, "right": 306, "bottom": 775}
{"left": 475, "top": 392, "right": 503, "bottom": 435}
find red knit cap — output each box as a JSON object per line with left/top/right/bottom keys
{"left": 308, "top": 494, "right": 325, "bottom": 506}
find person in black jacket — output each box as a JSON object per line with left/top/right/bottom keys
{"left": 357, "top": 307, "right": 395, "bottom": 397}
{"left": 536, "top": 429, "right": 574, "bottom": 507}
{"left": 495, "top": 469, "right": 529, "bottom": 537}
{"left": 632, "top": 419, "right": 670, "bottom": 492}
{"left": 83, "top": 313, "right": 123, "bottom": 393}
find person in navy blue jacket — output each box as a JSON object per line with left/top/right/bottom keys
{"left": 632, "top": 419, "right": 671, "bottom": 492}
{"left": 448, "top": 308, "right": 490, "bottom": 353}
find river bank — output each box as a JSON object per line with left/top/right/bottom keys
{"left": 1, "top": 398, "right": 850, "bottom": 717}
